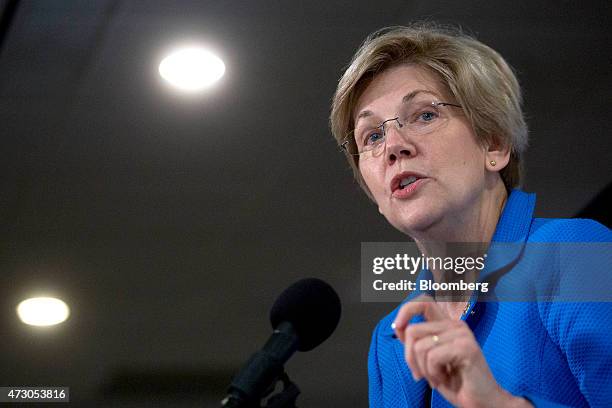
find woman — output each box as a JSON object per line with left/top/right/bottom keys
{"left": 330, "top": 24, "right": 612, "bottom": 407}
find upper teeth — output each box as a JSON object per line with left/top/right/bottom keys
{"left": 400, "top": 176, "right": 417, "bottom": 188}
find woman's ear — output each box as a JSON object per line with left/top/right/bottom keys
{"left": 485, "top": 139, "right": 511, "bottom": 172}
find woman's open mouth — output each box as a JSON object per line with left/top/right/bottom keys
{"left": 390, "top": 172, "right": 428, "bottom": 199}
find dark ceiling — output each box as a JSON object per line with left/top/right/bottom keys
{"left": 0, "top": 1, "right": 610, "bottom": 406}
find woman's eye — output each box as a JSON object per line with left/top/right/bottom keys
{"left": 365, "top": 132, "right": 383, "bottom": 145}
{"left": 418, "top": 111, "right": 438, "bottom": 122}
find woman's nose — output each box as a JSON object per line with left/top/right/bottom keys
{"left": 384, "top": 124, "right": 415, "bottom": 164}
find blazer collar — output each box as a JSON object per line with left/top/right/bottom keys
{"left": 491, "top": 189, "right": 536, "bottom": 243}
{"left": 477, "top": 189, "right": 536, "bottom": 282}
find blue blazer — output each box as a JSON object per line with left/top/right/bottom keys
{"left": 368, "top": 189, "right": 612, "bottom": 407}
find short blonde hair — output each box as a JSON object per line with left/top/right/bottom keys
{"left": 330, "top": 23, "right": 528, "bottom": 200}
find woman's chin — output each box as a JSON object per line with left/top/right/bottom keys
{"left": 387, "top": 210, "right": 440, "bottom": 238}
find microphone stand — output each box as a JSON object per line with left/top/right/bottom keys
{"left": 261, "top": 371, "right": 300, "bottom": 408}
{"left": 220, "top": 370, "right": 300, "bottom": 408}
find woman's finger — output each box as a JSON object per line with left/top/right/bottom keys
{"left": 393, "top": 295, "right": 446, "bottom": 340}
{"left": 410, "top": 326, "right": 463, "bottom": 381}
{"left": 402, "top": 321, "right": 455, "bottom": 378}
{"left": 423, "top": 340, "right": 463, "bottom": 388}
{"left": 402, "top": 320, "right": 460, "bottom": 344}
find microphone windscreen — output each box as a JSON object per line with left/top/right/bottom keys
{"left": 269, "top": 278, "right": 341, "bottom": 352}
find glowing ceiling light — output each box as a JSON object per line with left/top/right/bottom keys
{"left": 159, "top": 47, "right": 225, "bottom": 91}
{"left": 16, "top": 297, "right": 70, "bottom": 327}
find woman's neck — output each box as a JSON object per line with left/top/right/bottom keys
{"left": 415, "top": 182, "right": 508, "bottom": 252}
{"left": 413, "top": 182, "right": 508, "bottom": 298}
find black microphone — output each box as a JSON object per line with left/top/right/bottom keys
{"left": 221, "top": 278, "right": 342, "bottom": 407}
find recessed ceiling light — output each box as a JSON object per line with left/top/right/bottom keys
{"left": 159, "top": 47, "right": 225, "bottom": 92}
{"left": 16, "top": 297, "right": 70, "bottom": 327}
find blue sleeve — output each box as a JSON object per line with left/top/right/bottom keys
{"left": 522, "top": 219, "right": 612, "bottom": 408}
{"left": 536, "top": 302, "right": 612, "bottom": 407}
{"left": 531, "top": 219, "right": 612, "bottom": 407}
{"left": 368, "top": 321, "right": 384, "bottom": 408}
{"left": 521, "top": 392, "right": 577, "bottom": 408}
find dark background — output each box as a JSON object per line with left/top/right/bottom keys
{"left": 0, "top": 1, "right": 610, "bottom": 406}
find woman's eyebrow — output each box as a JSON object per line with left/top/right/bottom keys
{"left": 401, "top": 89, "right": 438, "bottom": 104}
{"left": 355, "top": 110, "right": 373, "bottom": 122}
{"left": 354, "top": 89, "right": 439, "bottom": 126}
